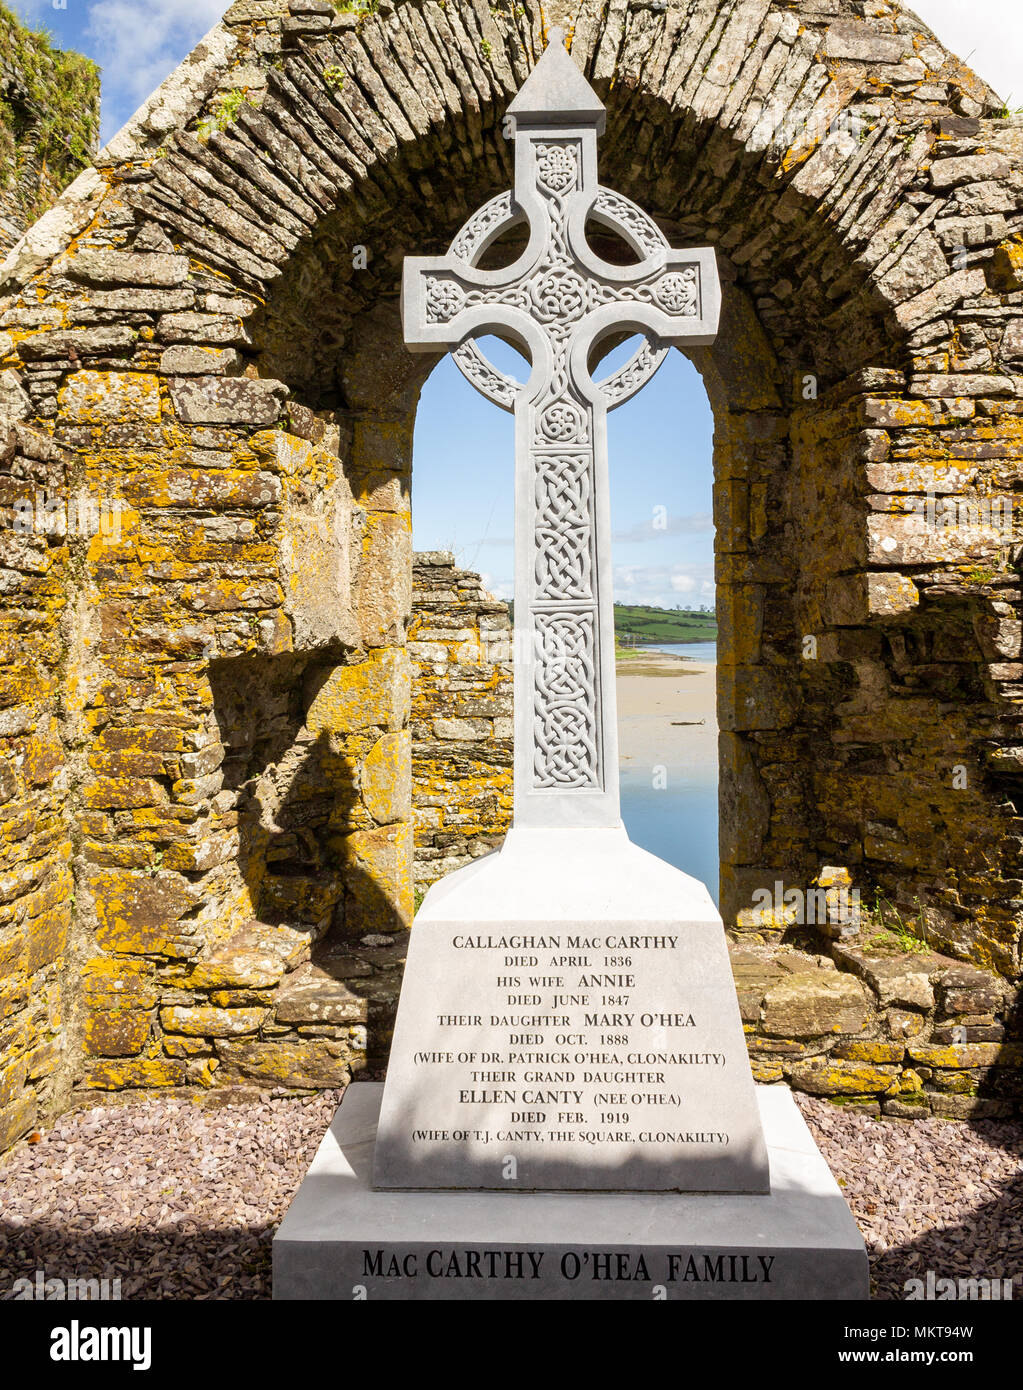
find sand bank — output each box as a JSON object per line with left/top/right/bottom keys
{"left": 615, "top": 649, "right": 717, "bottom": 776}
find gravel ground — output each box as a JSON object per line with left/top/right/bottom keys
{"left": 0, "top": 1088, "right": 344, "bottom": 1300}
{"left": 1, "top": 1086, "right": 1020, "bottom": 1300}
{"left": 796, "top": 1094, "right": 1023, "bottom": 1299}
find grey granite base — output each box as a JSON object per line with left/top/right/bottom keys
{"left": 273, "top": 1083, "right": 868, "bottom": 1300}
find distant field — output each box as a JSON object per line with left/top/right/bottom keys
{"left": 614, "top": 604, "right": 717, "bottom": 645}
{"left": 505, "top": 601, "right": 717, "bottom": 645}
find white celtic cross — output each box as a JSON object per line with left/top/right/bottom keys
{"left": 403, "top": 31, "right": 720, "bottom": 830}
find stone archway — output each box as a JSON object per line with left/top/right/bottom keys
{"left": 1, "top": 0, "right": 1021, "bottom": 1146}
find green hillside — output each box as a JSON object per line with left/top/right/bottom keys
{"left": 506, "top": 601, "right": 717, "bottom": 645}
{"left": 614, "top": 604, "right": 717, "bottom": 645}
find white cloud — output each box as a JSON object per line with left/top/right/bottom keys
{"left": 613, "top": 512, "right": 713, "bottom": 543}
{"left": 87, "top": 0, "right": 226, "bottom": 139}
{"left": 614, "top": 562, "right": 715, "bottom": 610}
{"left": 478, "top": 570, "right": 514, "bottom": 601}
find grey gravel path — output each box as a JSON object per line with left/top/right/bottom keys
{"left": 796, "top": 1094, "right": 1023, "bottom": 1300}
{"left": 0, "top": 1085, "right": 1020, "bottom": 1300}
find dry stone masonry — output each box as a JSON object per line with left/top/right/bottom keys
{"left": 0, "top": 0, "right": 1022, "bottom": 1155}
{"left": 410, "top": 551, "right": 512, "bottom": 893}
{"left": 732, "top": 866, "right": 1022, "bottom": 1119}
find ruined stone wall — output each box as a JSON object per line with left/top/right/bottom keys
{"left": 0, "top": 0, "right": 1021, "bottom": 1155}
{"left": 729, "top": 866, "right": 1022, "bottom": 1118}
{"left": 705, "top": 120, "right": 1023, "bottom": 985}
{"left": 410, "top": 551, "right": 512, "bottom": 892}
{"left": 0, "top": 4, "right": 100, "bottom": 257}
{"left": 736, "top": 929, "right": 1022, "bottom": 1120}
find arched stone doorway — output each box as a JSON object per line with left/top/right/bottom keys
{"left": 0, "top": 0, "right": 1020, "bottom": 1140}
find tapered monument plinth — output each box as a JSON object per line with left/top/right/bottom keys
{"left": 273, "top": 1083, "right": 869, "bottom": 1300}
{"left": 372, "top": 829, "right": 769, "bottom": 1193}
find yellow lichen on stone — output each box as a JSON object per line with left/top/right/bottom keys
{"left": 83, "top": 1056, "right": 217, "bottom": 1089}
{"left": 361, "top": 730, "right": 412, "bottom": 824}
{"left": 988, "top": 235, "right": 1023, "bottom": 292}
{"left": 306, "top": 648, "right": 411, "bottom": 735}
{"left": 84, "top": 869, "right": 200, "bottom": 957}
{"left": 58, "top": 371, "right": 161, "bottom": 423}
{"left": 342, "top": 822, "right": 413, "bottom": 933}
{"left": 159, "top": 1006, "right": 267, "bottom": 1036}
{"left": 785, "top": 1057, "right": 900, "bottom": 1095}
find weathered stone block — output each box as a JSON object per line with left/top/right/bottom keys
{"left": 342, "top": 822, "right": 413, "bottom": 933}
{"left": 935, "top": 965, "right": 1005, "bottom": 1017}
{"left": 907, "top": 1041, "right": 1003, "bottom": 1069}
{"left": 59, "top": 372, "right": 159, "bottom": 419}
{"left": 20, "top": 327, "right": 135, "bottom": 360}
{"left": 83, "top": 1056, "right": 214, "bottom": 1089}
{"left": 986, "top": 235, "right": 1023, "bottom": 292}
{"left": 825, "top": 21, "right": 910, "bottom": 63}
{"left": 159, "top": 345, "right": 242, "bottom": 375}
{"left": 157, "top": 311, "right": 249, "bottom": 345}
{"left": 185, "top": 921, "right": 316, "bottom": 1000}
{"left": 169, "top": 375, "right": 286, "bottom": 424}
{"left": 355, "top": 511, "right": 412, "bottom": 647}
{"left": 306, "top": 649, "right": 411, "bottom": 735}
{"left": 784, "top": 1057, "right": 898, "bottom": 1096}
{"left": 67, "top": 250, "right": 190, "bottom": 286}
{"left": 831, "top": 1040, "right": 906, "bottom": 1065}
{"left": 160, "top": 1005, "right": 266, "bottom": 1036}
{"left": 361, "top": 731, "right": 412, "bottom": 824}
{"left": 831, "top": 945, "right": 936, "bottom": 1010}
{"left": 761, "top": 972, "right": 871, "bottom": 1038}
{"left": 929, "top": 154, "right": 1010, "bottom": 189}
{"left": 928, "top": 1094, "right": 1013, "bottom": 1120}
{"left": 85, "top": 869, "right": 200, "bottom": 957}
{"left": 83, "top": 1008, "right": 151, "bottom": 1057}
{"left": 274, "top": 963, "right": 366, "bottom": 1025}
{"left": 214, "top": 1038, "right": 351, "bottom": 1087}
{"left": 83, "top": 777, "right": 168, "bottom": 810}
{"left": 433, "top": 717, "right": 490, "bottom": 740}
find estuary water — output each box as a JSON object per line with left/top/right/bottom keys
{"left": 618, "top": 642, "right": 720, "bottom": 903}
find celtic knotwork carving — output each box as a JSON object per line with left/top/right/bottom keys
{"left": 426, "top": 277, "right": 464, "bottom": 323}
{"left": 600, "top": 338, "right": 669, "bottom": 407}
{"left": 534, "top": 450, "right": 592, "bottom": 601}
{"left": 450, "top": 192, "right": 515, "bottom": 264}
{"left": 533, "top": 611, "right": 599, "bottom": 788}
{"left": 654, "top": 268, "right": 698, "bottom": 315}
{"left": 591, "top": 189, "right": 667, "bottom": 258}
{"left": 530, "top": 266, "right": 589, "bottom": 323}
{"left": 453, "top": 341, "right": 518, "bottom": 410}
{"left": 535, "top": 141, "right": 579, "bottom": 194}
{"left": 537, "top": 399, "right": 588, "bottom": 444}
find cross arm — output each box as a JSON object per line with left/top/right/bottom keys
{"left": 401, "top": 254, "right": 553, "bottom": 403}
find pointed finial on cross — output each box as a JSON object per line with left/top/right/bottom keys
{"left": 506, "top": 25, "right": 605, "bottom": 133}
{"left": 402, "top": 43, "right": 720, "bottom": 829}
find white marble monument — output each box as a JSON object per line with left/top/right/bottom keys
{"left": 274, "top": 33, "right": 868, "bottom": 1297}
{"left": 374, "top": 28, "right": 765, "bottom": 1195}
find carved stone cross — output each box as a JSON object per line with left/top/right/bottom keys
{"left": 403, "top": 31, "right": 720, "bottom": 829}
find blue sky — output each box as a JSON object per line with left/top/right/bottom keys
{"left": 6, "top": 0, "right": 1017, "bottom": 606}
{"left": 412, "top": 337, "right": 716, "bottom": 608}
